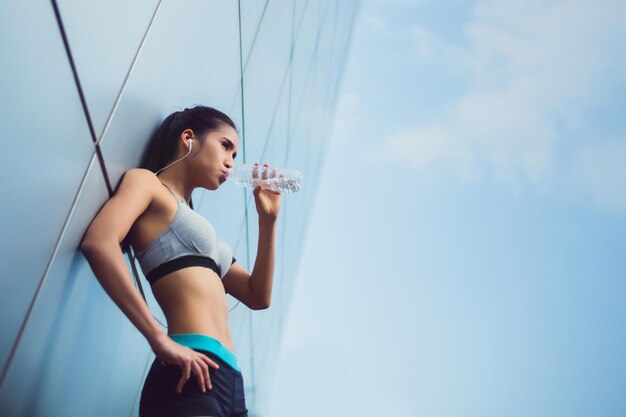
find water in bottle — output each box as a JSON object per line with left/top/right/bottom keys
{"left": 226, "top": 164, "right": 302, "bottom": 193}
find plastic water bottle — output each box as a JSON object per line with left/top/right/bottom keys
{"left": 226, "top": 164, "right": 303, "bottom": 193}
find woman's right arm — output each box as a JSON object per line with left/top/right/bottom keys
{"left": 79, "top": 168, "right": 219, "bottom": 393}
{"left": 79, "top": 168, "right": 167, "bottom": 348}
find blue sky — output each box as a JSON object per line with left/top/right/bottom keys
{"left": 268, "top": 0, "right": 626, "bottom": 415}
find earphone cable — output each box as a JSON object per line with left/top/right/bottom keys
{"left": 155, "top": 138, "right": 193, "bottom": 176}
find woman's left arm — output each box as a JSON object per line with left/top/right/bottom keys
{"left": 223, "top": 166, "right": 282, "bottom": 309}
{"left": 246, "top": 216, "right": 277, "bottom": 308}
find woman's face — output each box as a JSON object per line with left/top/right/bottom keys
{"left": 189, "top": 125, "right": 239, "bottom": 190}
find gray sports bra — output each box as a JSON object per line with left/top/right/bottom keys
{"left": 135, "top": 183, "right": 236, "bottom": 285}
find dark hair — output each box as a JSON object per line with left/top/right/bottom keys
{"left": 139, "top": 105, "right": 237, "bottom": 209}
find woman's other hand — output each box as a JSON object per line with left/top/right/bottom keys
{"left": 252, "top": 162, "right": 282, "bottom": 221}
{"left": 150, "top": 334, "right": 219, "bottom": 394}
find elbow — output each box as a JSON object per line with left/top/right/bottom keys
{"left": 79, "top": 236, "right": 111, "bottom": 256}
{"left": 80, "top": 237, "right": 96, "bottom": 254}
{"left": 80, "top": 233, "right": 118, "bottom": 254}
{"left": 254, "top": 298, "right": 271, "bottom": 310}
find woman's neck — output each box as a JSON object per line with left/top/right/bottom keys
{"left": 156, "top": 170, "right": 193, "bottom": 204}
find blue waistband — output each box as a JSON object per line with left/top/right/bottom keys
{"left": 168, "top": 333, "right": 240, "bottom": 372}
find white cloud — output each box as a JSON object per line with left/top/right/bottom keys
{"left": 569, "top": 139, "right": 626, "bottom": 211}
{"left": 407, "top": 25, "right": 447, "bottom": 58}
{"left": 370, "top": 0, "right": 626, "bottom": 208}
{"left": 362, "top": 124, "right": 482, "bottom": 182}
{"left": 363, "top": 14, "right": 389, "bottom": 34}
{"left": 331, "top": 92, "right": 362, "bottom": 143}
{"left": 369, "top": 0, "right": 430, "bottom": 7}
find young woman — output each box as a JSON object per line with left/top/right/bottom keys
{"left": 80, "top": 105, "right": 281, "bottom": 417}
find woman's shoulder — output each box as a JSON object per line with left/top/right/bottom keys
{"left": 81, "top": 169, "right": 160, "bottom": 249}
{"left": 112, "top": 168, "right": 162, "bottom": 208}
{"left": 116, "top": 168, "right": 159, "bottom": 191}
{"left": 122, "top": 167, "right": 158, "bottom": 181}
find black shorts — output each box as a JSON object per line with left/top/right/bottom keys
{"left": 139, "top": 349, "right": 248, "bottom": 417}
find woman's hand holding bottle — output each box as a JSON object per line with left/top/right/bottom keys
{"left": 251, "top": 162, "right": 282, "bottom": 222}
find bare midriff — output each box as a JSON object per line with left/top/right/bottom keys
{"left": 151, "top": 266, "right": 235, "bottom": 353}
{"left": 128, "top": 183, "right": 235, "bottom": 353}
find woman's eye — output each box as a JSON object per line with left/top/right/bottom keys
{"left": 222, "top": 143, "right": 228, "bottom": 149}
